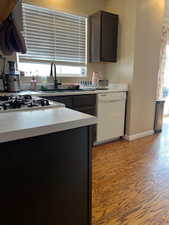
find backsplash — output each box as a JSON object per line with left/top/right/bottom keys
{"left": 0, "top": 55, "right": 107, "bottom": 90}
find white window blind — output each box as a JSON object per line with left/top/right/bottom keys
{"left": 20, "top": 3, "right": 87, "bottom": 66}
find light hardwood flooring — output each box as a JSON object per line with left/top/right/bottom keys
{"left": 92, "top": 118, "right": 169, "bottom": 225}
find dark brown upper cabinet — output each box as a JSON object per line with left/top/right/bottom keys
{"left": 89, "top": 11, "right": 119, "bottom": 63}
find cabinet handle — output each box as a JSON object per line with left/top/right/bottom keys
{"left": 99, "top": 99, "right": 122, "bottom": 103}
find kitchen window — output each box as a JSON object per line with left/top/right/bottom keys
{"left": 19, "top": 3, "right": 88, "bottom": 77}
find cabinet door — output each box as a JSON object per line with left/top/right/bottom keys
{"left": 89, "top": 12, "right": 101, "bottom": 62}
{"left": 101, "top": 11, "right": 118, "bottom": 62}
{"left": 89, "top": 11, "right": 119, "bottom": 63}
{"left": 0, "top": 127, "right": 91, "bottom": 225}
{"left": 73, "top": 95, "right": 96, "bottom": 144}
{"left": 74, "top": 106, "right": 96, "bottom": 144}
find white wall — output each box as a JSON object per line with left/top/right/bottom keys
{"left": 105, "top": 0, "right": 137, "bottom": 84}
{"left": 165, "top": 0, "right": 169, "bottom": 19}
{"left": 105, "top": 0, "right": 165, "bottom": 136}
{"left": 129, "top": 0, "right": 165, "bottom": 135}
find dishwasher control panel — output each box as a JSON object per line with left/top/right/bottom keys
{"left": 98, "top": 92, "right": 126, "bottom": 102}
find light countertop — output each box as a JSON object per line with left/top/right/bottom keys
{"left": 0, "top": 83, "right": 126, "bottom": 143}
{"left": 0, "top": 84, "right": 128, "bottom": 97}
{"left": 0, "top": 107, "right": 97, "bottom": 143}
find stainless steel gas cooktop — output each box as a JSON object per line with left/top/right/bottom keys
{"left": 0, "top": 95, "right": 63, "bottom": 112}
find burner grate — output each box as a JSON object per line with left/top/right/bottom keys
{"left": 0, "top": 95, "right": 51, "bottom": 112}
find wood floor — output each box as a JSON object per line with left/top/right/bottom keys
{"left": 92, "top": 118, "right": 169, "bottom": 225}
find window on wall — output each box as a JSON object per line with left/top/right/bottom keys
{"left": 19, "top": 3, "right": 88, "bottom": 77}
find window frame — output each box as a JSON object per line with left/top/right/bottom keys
{"left": 18, "top": 3, "right": 88, "bottom": 78}
{"left": 17, "top": 61, "right": 88, "bottom": 78}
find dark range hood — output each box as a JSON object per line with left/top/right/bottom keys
{"left": 0, "top": 0, "right": 18, "bottom": 24}
{"left": 0, "top": 0, "right": 26, "bottom": 56}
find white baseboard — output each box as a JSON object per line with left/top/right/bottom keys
{"left": 124, "top": 130, "right": 154, "bottom": 141}
{"left": 94, "top": 137, "right": 121, "bottom": 146}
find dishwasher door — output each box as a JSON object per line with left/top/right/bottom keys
{"left": 97, "top": 92, "right": 126, "bottom": 143}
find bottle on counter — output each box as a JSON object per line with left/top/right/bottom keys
{"left": 92, "top": 72, "right": 99, "bottom": 87}
{"left": 30, "top": 76, "right": 37, "bottom": 91}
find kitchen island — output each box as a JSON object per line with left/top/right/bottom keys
{"left": 0, "top": 107, "right": 96, "bottom": 225}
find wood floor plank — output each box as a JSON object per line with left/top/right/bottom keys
{"left": 92, "top": 120, "right": 169, "bottom": 225}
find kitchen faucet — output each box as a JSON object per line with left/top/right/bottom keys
{"left": 50, "top": 63, "right": 60, "bottom": 89}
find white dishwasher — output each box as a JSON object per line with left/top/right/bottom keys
{"left": 97, "top": 92, "right": 126, "bottom": 143}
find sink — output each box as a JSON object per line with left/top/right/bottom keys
{"left": 40, "top": 89, "right": 82, "bottom": 92}
{"left": 39, "top": 89, "right": 96, "bottom": 93}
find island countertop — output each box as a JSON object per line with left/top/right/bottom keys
{"left": 0, "top": 107, "right": 97, "bottom": 143}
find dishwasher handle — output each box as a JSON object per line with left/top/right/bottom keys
{"left": 98, "top": 92, "right": 126, "bottom": 102}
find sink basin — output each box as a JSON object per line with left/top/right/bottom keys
{"left": 40, "top": 89, "right": 83, "bottom": 92}
{"left": 39, "top": 88, "right": 97, "bottom": 93}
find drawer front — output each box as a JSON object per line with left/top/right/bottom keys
{"left": 73, "top": 95, "right": 96, "bottom": 107}
{"left": 74, "top": 106, "right": 96, "bottom": 116}
{"left": 41, "top": 96, "right": 73, "bottom": 108}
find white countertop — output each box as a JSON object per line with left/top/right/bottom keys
{"left": 0, "top": 83, "right": 126, "bottom": 143}
{"left": 0, "top": 84, "right": 128, "bottom": 97}
{"left": 0, "top": 107, "right": 97, "bottom": 143}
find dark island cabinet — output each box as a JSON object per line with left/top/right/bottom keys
{"left": 42, "top": 94, "right": 97, "bottom": 144}
{"left": 0, "top": 126, "right": 92, "bottom": 225}
{"left": 89, "top": 11, "right": 119, "bottom": 63}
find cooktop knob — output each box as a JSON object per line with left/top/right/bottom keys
{"left": 2, "top": 104, "right": 7, "bottom": 110}
{"left": 28, "top": 102, "right": 33, "bottom": 107}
